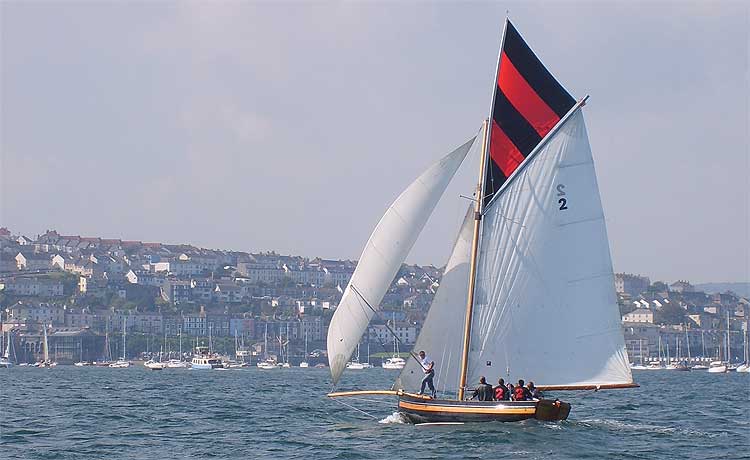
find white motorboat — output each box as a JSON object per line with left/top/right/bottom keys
{"left": 346, "top": 361, "right": 366, "bottom": 370}
{"left": 257, "top": 358, "right": 278, "bottom": 370}
{"left": 707, "top": 361, "right": 727, "bottom": 373}
{"left": 691, "top": 364, "right": 709, "bottom": 370}
{"left": 109, "top": 360, "right": 131, "bottom": 368}
{"left": 299, "top": 361, "right": 309, "bottom": 368}
{"left": 382, "top": 357, "right": 406, "bottom": 370}
{"left": 144, "top": 360, "right": 166, "bottom": 370}
{"left": 166, "top": 359, "right": 189, "bottom": 368}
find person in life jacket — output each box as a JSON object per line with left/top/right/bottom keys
{"left": 494, "top": 378, "right": 509, "bottom": 400}
{"left": 514, "top": 379, "right": 532, "bottom": 401}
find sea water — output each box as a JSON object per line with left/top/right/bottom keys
{"left": 1, "top": 367, "right": 748, "bottom": 459}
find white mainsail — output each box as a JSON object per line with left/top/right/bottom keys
{"left": 327, "top": 137, "right": 476, "bottom": 384}
{"left": 469, "top": 109, "right": 632, "bottom": 388}
{"left": 394, "top": 205, "right": 474, "bottom": 395}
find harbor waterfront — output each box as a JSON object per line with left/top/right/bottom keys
{"left": 1, "top": 367, "right": 748, "bottom": 459}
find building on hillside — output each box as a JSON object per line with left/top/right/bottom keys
{"left": 7, "top": 301, "right": 65, "bottom": 326}
{"left": 2, "top": 277, "right": 65, "bottom": 297}
{"left": 614, "top": 273, "right": 651, "bottom": 297}
{"left": 15, "top": 252, "right": 53, "bottom": 271}
{"left": 161, "top": 279, "right": 191, "bottom": 304}
{"left": 670, "top": 280, "right": 695, "bottom": 294}
{"left": 621, "top": 308, "right": 654, "bottom": 324}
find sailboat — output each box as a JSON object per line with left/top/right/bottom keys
{"left": 257, "top": 324, "right": 278, "bottom": 369}
{"left": 109, "top": 319, "right": 131, "bottom": 368}
{"left": 692, "top": 330, "right": 709, "bottom": 370}
{"left": 327, "top": 18, "right": 636, "bottom": 423}
{"left": 36, "top": 325, "right": 56, "bottom": 367}
{"left": 1, "top": 330, "right": 14, "bottom": 368}
{"left": 736, "top": 328, "right": 749, "bottom": 373}
{"left": 346, "top": 343, "right": 366, "bottom": 370}
{"left": 299, "top": 330, "right": 310, "bottom": 368}
{"left": 167, "top": 328, "right": 189, "bottom": 368}
{"left": 74, "top": 337, "right": 92, "bottom": 366}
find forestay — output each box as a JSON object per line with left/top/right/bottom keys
{"left": 469, "top": 110, "right": 632, "bottom": 388}
{"left": 327, "top": 137, "right": 476, "bottom": 385}
{"left": 393, "top": 205, "right": 474, "bottom": 396}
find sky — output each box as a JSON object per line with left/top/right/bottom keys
{"left": 1, "top": 1, "right": 748, "bottom": 284}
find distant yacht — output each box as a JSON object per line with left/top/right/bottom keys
{"left": 1, "top": 330, "right": 15, "bottom": 368}
{"left": 109, "top": 321, "right": 131, "bottom": 368}
{"left": 299, "top": 331, "right": 310, "bottom": 368}
{"left": 708, "top": 361, "right": 727, "bottom": 373}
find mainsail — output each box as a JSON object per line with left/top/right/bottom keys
{"left": 469, "top": 109, "right": 633, "bottom": 388}
{"left": 327, "top": 137, "right": 476, "bottom": 384}
{"left": 394, "top": 205, "right": 474, "bottom": 395}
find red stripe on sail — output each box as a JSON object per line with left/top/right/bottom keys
{"left": 498, "top": 52, "right": 560, "bottom": 137}
{"left": 489, "top": 121, "right": 525, "bottom": 178}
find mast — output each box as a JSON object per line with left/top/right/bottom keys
{"left": 457, "top": 118, "right": 490, "bottom": 400}
{"left": 121, "top": 318, "right": 126, "bottom": 360}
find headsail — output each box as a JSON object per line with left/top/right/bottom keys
{"left": 327, "top": 137, "right": 476, "bottom": 385}
{"left": 470, "top": 109, "right": 633, "bottom": 388}
{"left": 483, "top": 19, "right": 576, "bottom": 208}
{"left": 394, "top": 205, "right": 474, "bottom": 395}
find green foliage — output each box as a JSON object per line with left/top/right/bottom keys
{"left": 656, "top": 302, "right": 687, "bottom": 325}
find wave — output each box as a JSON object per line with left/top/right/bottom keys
{"left": 378, "top": 412, "right": 407, "bottom": 424}
{"left": 577, "top": 418, "right": 713, "bottom": 437}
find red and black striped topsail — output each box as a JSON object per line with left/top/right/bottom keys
{"left": 483, "top": 20, "right": 576, "bottom": 206}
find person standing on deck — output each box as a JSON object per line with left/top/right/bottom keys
{"left": 417, "top": 350, "right": 436, "bottom": 398}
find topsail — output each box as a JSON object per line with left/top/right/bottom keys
{"left": 327, "top": 137, "right": 476, "bottom": 384}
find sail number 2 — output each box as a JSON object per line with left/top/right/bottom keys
{"left": 556, "top": 184, "right": 568, "bottom": 210}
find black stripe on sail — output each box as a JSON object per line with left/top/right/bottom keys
{"left": 503, "top": 21, "right": 575, "bottom": 118}
{"left": 493, "top": 88, "right": 542, "bottom": 156}
{"left": 483, "top": 160, "right": 507, "bottom": 206}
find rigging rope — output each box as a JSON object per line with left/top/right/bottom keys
{"left": 330, "top": 395, "right": 380, "bottom": 420}
{"left": 350, "top": 284, "right": 426, "bottom": 370}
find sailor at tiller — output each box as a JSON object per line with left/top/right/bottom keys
{"left": 417, "top": 350, "right": 436, "bottom": 398}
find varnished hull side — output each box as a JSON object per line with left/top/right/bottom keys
{"left": 397, "top": 395, "right": 571, "bottom": 424}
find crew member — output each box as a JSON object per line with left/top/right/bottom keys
{"left": 417, "top": 350, "right": 436, "bottom": 398}
{"left": 494, "top": 378, "right": 509, "bottom": 400}
{"left": 470, "top": 376, "right": 494, "bottom": 401}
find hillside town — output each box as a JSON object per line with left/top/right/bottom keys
{"left": 0, "top": 227, "right": 747, "bottom": 366}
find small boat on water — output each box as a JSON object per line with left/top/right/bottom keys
{"left": 191, "top": 346, "right": 223, "bottom": 370}
{"left": 166, "top": 359, "right": 189, "bottom": 368}
{"left": 36, "top": 326, "right": 57, "bottom": 368}
{"left": 382, "top": 357, "right": 406, "bottom": 370}
{"left": 1, "top": 330, "right": 15, "bottom": 368}
{"left": 326, "top": 18, "right": 636, "bottom": 423}
{"left": 691, "top": 363, "right": 709, "bottom": 370}
{"left": 144, "top": 359, "right": 166, "bottom": 370}
{"left": 257, "top": 358, "right": 278, "bottom": 370}
{"left": 109, "top": 321, "right": 131, "bottom": 368}
{"left": 708, "top": 361, "right": 727, "bottom": 373}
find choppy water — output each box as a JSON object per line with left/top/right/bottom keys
{"left": 1, "top": 366, "right": 748, "bottom": 459}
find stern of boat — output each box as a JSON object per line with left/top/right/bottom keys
{"left": 534, "top": 399, "right": 571, "bottom": 421}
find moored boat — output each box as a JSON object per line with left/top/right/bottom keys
{"left": 707, "top": 361, "right": 727, "bottom": 373}
{"left": 191, "top": 346, "right": 223, "bottom": 370}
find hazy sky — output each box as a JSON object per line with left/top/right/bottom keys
{"left": 1, "top": 1, "right": 748, "bottom": 284}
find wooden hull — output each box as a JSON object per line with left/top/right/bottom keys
{"left": 397, "top": 394, "right": 571, "bottom": 424}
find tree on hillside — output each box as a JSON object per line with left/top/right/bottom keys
{"left": 656, "top": 303, "right": 686, "bottom": 325}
